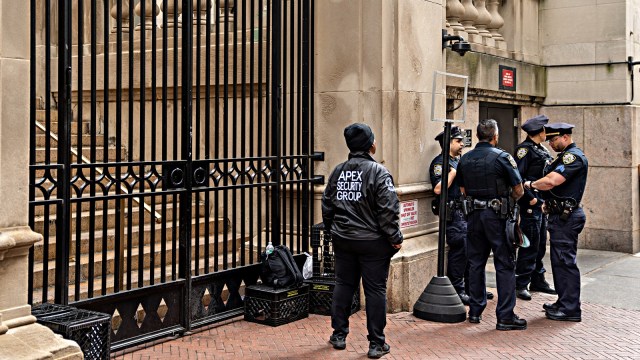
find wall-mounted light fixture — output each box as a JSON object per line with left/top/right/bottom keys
{"left": 442, "top": 29, "right": 471, "bottom": 57}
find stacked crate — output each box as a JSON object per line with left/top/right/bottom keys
{"left": 306, "top": 223, "right": 360, "bottom": 315}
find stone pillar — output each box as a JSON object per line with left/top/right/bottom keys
{"left": 0, "top": 0, "right": 83, "bottom": 358}
{"left": 486, "top": 0, "right": 507, "bottom": 55}
{"left": 314, "top": 0, "right": 444, "bottom": 312}
{"left": 135, "top": 0, "right": 161, "bottom": 31}
{"left": 110, "top": 0, "right": 132, "bottom": 34}
{"left": 445, "top": 0, "right": 466, "bottom": 36}
{"left": 474, "top": 0, "right": 494, "bottom": 48}
{"left": 460, "top": 0, "right": 480, "bottom": 44}
{"left": 162, "top": 0, "right": 183, "bottom": 29}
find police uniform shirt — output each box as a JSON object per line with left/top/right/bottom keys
{"left": 544, "top": 143, "right": 588, "bottom": 204}
{"left": 515, "top": 138, "right": 553, "bottom": 205}
{"left": 429, "top": 154, "right": 462, "bottom": 200}
{"left": 456, "top": 143, "right": 522, "bottom": 199}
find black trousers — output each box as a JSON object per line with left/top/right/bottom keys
{"left": 548, "top": 208, "right": 585, "bottom": 317}
{"left": 533, "top": 215, "right": 549, "bottom": 281}
{"left": 516, "top": 207, "right": 543, "bottom": 289}
{"left": 446, "top": 210, "right": 468, "bottom": 294}
{"left": 467, "top": 209, "right": 516, "bottom": 321}
{"left": 331, "top": 237, "right": 396, "bottom": 345}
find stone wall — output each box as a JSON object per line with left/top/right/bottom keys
{"left": 541, "top": 105, "right": 640, "bottom": 253}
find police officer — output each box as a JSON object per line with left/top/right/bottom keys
{"left": 456, "top": 119, "right": 526, "bottom": 330}
{"left": 322, "top": 123, "right": 403, "bottom": 359}
{"left": 514, "top": 115, "right": 556, "bottom": 301}
{"left": 430, "top": 127, "right": 468, "bottom": 304}
{"left": 524, "top": 122, "right": 587, "bottom": 322}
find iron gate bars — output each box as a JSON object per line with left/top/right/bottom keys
{"left": 29, "top": 0, "right": 316, "bottom": 351}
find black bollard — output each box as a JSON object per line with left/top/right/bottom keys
{"left": 413, "top": 121, "right": 467, "bottom": 323}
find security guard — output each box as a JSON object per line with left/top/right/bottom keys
{"left": 514, "top": 115, "right": 556, "bottom": 301}
{"left": 456, "top": 119, "right": 526, "bottom": 330}
{"left": 322, "top": 123, "right": 403, "bottom": 358}
{"left": 430, "top": 126, "right": 469, "bottom": 304}
{"left": 524, "top": 122, "right": 588, "bottom": 322}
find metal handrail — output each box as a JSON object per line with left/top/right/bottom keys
{"left": 35, "top": 120, "right": 162, "bottom": 223}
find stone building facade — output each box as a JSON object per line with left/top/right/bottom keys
{"left": 1, "top": 1, "right": 640, "bottom": 356}
{"left": 313, "top": 0, "right": 640, "bottom": 311}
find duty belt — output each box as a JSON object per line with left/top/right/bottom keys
{"left": 472, "top": 199, "right": 502, "bottom": 210}
{"left": 546, "top": 198, "right": 581, "bottom": 220}
{"left": 460, "top": 196, "right": 510, "bottom": 218}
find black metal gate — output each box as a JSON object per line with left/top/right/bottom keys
{"left": 29, "top": 0, "right": 317, "bottom": 351}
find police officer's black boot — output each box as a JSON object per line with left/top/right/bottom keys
{"left": 530, "top": 274, "right": 557, "bottom": 295}
{"left": 516, "top": 287, "right": 532, "bottom": 301}
{"left": 496, "top": 314, "right": 527, "bottom": 331}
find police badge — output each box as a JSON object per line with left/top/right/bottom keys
{"left": 563, "top": 153, "right": 576, "bottom": 165}
{"left": 507, "top": 154, "right": 518, "bottom": 169}
{"left": 516, "top": 147, "right": 528, "bottom": 159}
{"left": 433, "top": 164, "right": 442, "bottom": 177}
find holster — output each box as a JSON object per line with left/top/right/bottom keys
{"left": 459, "top": 196, "right": 473, "bottom": 217}
{"left": 446, "top": 201, "right": 455, "bottom": 222}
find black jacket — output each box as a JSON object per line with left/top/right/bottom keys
{"left": 322, "top": 152, "right": 403, "bottom": 245}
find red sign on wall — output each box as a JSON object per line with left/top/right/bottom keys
{"left": 499, "top": 65, "right": 516, "bottom": 91}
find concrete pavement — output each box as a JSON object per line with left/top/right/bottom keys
{"left": 119, "top": 248, "right": 640, "bottom": 359}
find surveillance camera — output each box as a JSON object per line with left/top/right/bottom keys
{"left": 451, "top": 41, "right": 471, "bottom": 56}
{"left": 442, "top": 30, "right": 472, "bottom": 57}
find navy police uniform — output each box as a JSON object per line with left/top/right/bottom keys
{"left": 322, "top": 123, "right": 403, "bottom": 348}
{"left": 429, "top": 127, "right": 467, "bottom": 297}
{"left": 543, "top": 123, "right": 588, "bottom": 319}
{"left": 457, "top": 142, "right": 522, "bottom": 321}
{"left": 514, "top": 115, "right": 554, "bottom": 292}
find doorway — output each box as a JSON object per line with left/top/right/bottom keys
{"left": 479, "top": 102, "right": 519, "bottom": 155}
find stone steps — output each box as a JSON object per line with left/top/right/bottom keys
{"left": 33, "top": 210, "right": 225, "bottom": 261}
{"left": 31, "top": 246, "right": 254, "bottom": 305}
{"left": 35, "top": 133, "right": 105, "bottom": 148}
{"left": 35, "top": 146, "right": 125, "bottom": 164}
{"left": 32, "top": 230, "right": 247, "bottom": 289}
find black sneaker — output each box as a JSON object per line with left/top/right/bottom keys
{"left": 329, "top": 334, "right": 346, "bottom": 350}
{"left": 367, "top": 342, "right": 391, "bottom": 359}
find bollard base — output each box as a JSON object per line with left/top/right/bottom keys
{"left": 413, "top": 276, "right": 467, "bottom": 323}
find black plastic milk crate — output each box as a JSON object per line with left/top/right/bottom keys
{"left": 311, "top": 223, "right": 335, "bottom": 278}
{"left": 244, "top": 284, "right": 309, "bottom": 327}
{"left": 305, "top": 278, "right": 361, "bottom": 316}
{"left": 32, "top": 303, "right": 111, "bottom": 360}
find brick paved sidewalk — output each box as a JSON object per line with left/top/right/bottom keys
{"left": 120, "top": 291, "right": 640, "bottom": 360}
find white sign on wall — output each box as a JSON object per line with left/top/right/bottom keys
{"left": 400, "top": 200, "right": 418, "bottom": 229}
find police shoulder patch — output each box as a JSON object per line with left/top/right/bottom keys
{"left": 516, "top": 147, "right": 528, "bottom": 159}
{"left": 506, "top": 154, "right": 517, "bottom": 169}
{"left": 433, "top": 164, "right": 442, "bottom": 176}
{"left": 562, "top": 153, "right": 576, "bottom": 165}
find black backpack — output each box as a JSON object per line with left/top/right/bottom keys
{"left": 261, "top": 245, "right": 303, "bottom": 288}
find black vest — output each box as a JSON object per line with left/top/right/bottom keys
{"left": 459, "top": 145, "right": 509, "bottom": 199}
{"left": 518, "top": 139, "right": 553, "bottom": 180}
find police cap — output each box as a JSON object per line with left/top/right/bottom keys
{"left": 521, "top": 115, "right": 549, "bottom": 135}
{"left": 344, "top": 123, "right": 375, "bottom": 152}
{"left": 545, "top": 122, "right": 574, "bottom": 140}
{"left": 434, "top": 126, "right": 465, "bottom": 143}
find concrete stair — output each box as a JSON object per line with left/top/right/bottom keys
{"left": 31, "top": 109, "right": 249, "bottom": 307}
{"left": 32, "top": 245, "right": 252, "bottom": 304}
